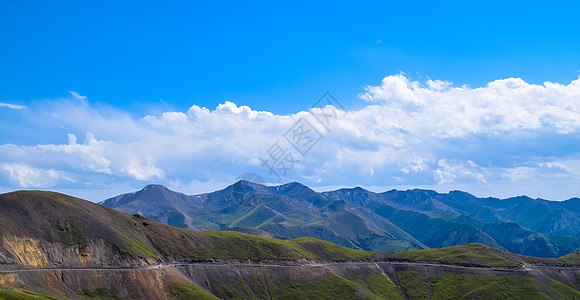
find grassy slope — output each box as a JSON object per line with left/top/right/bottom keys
{"left": 291, "top": 236, "right": 374, "bottom": 261}
{"left": 357, "top": 273, "right": 403, "bottom": 300}
{"left": 0, "top": 289, "right": 61, "bottom": 300}
{"left": 0, "top": 191, "right": 373, "bottom": 264}
{"left": 388, "top": 243, "right": 520, "bottom": 267}
{"left": 205, "top": 271, "right": 403, "bottom": 299}
{"left": 429, "top": 273, "right": 547, "bottom": 299}
{"left": 558, "top": 251, "right": 580, "bottom": 265}
{"left": 397, "top": 270, "right": 428, "bottom": 300}
{"left": 396, "top": 271, "right": 580, "bottom": 299}
{"left": 167, "top": 283, "right": 219, "bottom": 300}
{"left": 539, "top": 278, "right": 580, "bottom": 299}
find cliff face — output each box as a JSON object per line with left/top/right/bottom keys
{"left": 4, "top": 261, "right": 580, "bottom": 299}
{"left": 0, "top": 269, "right": 193, "bottom": 299}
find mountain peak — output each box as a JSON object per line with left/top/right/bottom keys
{"left": 229, "top": 180, "right": 269, "bottom": 193}
{"left": 279, "top": 181, "right": 308, "bottom": 189}
{"left": 233, "top": 179, "right": 265, "bottom": 187}
{"left": 100, "top": 183, "right": 195, "bottom": 211}
{"left": 274, "top": 181, "right": 317, "bottom": 195}
{"left": 326, "top": 186, "right": 370, "bottom": 194}
{"left": 142, "top": 184, "right": 170, "bottom": 191}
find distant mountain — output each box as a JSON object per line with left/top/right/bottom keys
{"left": 102, "top": 181, "right": 422, "bottom": 252}
{"left": 101, "top": 184, "right": 202, "bottom": 228}
{"left": 327, "top": 188, "right": 580, "bottom": 236}
{"left": 101, "top": 181, "right": 580, "bottom": 257}
{"left": 325, "top": 187, "right": 580, "bottom": 257}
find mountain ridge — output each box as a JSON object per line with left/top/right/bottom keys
{"left": 101, "top": 181, "right": 580, "bottom": 258}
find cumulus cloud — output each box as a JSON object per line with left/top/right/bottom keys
{"left": 1, "top": 164, "right": 60, "bottom": 188}
{"left": 1, "top": 74, "right": 580, "bottom": 200}
{"left": 360, "top": 74, "right": 580, "bottom": 135}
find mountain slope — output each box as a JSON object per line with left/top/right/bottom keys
{"left": 325, "top": 187, "right": 580, "bottom": 257}
{"left": 101, "top": 181, "right": 420, "bottom": 252}
{"left": 4, "top": 190, "right": 580, "bottom": 299}
{"left": 0, "top": 190, "right": 385, "bottom": 299}
{"left": 0, "top": 190, "right": 373, "bottom": 267}
{"left": 356, "top": 188, "right": 580, "bottom": 237}
{"left": 102, "top": 181, "right": 580, "bottom": 257}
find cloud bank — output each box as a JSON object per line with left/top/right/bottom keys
{"left": 1, "top": 75, "right": 579, "bottom": 200}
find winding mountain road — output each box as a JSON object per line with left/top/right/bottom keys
{"left": 2, "top": 260, "right": 575, "bottom": 274}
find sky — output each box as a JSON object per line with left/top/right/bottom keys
{"left": 1, "top": 0, "right": 580, "bottom": 201}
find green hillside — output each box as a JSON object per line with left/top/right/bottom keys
{"left": 388, "top": 243, "right": 519, "bottom": 267}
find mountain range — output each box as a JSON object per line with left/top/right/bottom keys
{"left": 4, "top": 190, "right": 580, "bottom": 299}
{"left": 101, "top": 181, "right": 580, "bottom": 258}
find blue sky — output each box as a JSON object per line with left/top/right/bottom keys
{"left": 1, "top": 1, "right": 580, "bottom": 201}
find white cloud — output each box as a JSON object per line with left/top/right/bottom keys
{"left": 360, "top": 74, "right": 580, "bottom": 136}
{"left": 501, "top": 166, "right": 537, "bottom": 182}
{"left": 1, "top": 164, "right": 60, "bottom": 188}
{"left": 435, "top": 159, "right": 487, "bottom": 184}
{"left": 68, "top": 91, "right": 87, "bottom": 101}
{"left": 124, "top": 156, "right": 164, "bottom": 181}
{"left": 1, "top": 74, "right": 580, "bottom": 200}
{"left": 426, "top": 79, "right": 452, "bottom": 91}
{"left": 0, "top": 103, "right": 26, "bottom": 110}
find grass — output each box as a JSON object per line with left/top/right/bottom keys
{"left": 397, "top": 270, "right": 427, "bottom": 300}
{"left": 168, "top": 283, "right": 218, "bottom": 300}
{"left": 291, "top": 237, "right": 374, "bottom": 261}
{"left": 47, "top": 196, "right": 67, "bottom": 208}
{"left": 247, "top": 276, "right": 278, "bottom": 300}
{"left": 200, "top": 231, "right": 374, "bottom": 261}
{"left": 208, "top": 278, "right": 251, "bottom": 299}
{"left": 110, "top": 227, "right": 158, "bottom": 259}
{"left": 282, "top": 208, "right": 324, "bottom": 225}
{"left": 558, "top": 251, "right": 580, "bottom": 265}
{"left": 279, "top": 273, "right": 359, "bottom": 299}
{"left": 388, "top": 243, "right": 518, "bottom": 267}
{"left": 76, "top": 287, "right": 117, "bottom": 299}
{"left": 0, "top": 289, "right": 62, "bottom": 300}
{"left": 430, "top": 274, "right": 547, "bottom": 300}
{"left": 217, "top": 205, "right": 255, "bottom": 228}
{"left": 357, "top": 273, "right": 403, "bottom": 300}
{"left": 537, "top": 277, "right": 580, "bottom": 299}
{"left": 184, "top": 212, "right": 220, "bottom": 230}
{"left": 230, "top": 206, "right": 277, "bottom": 228}
{"left": 202, "top": 230, "right": 317, "bottom": 260}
